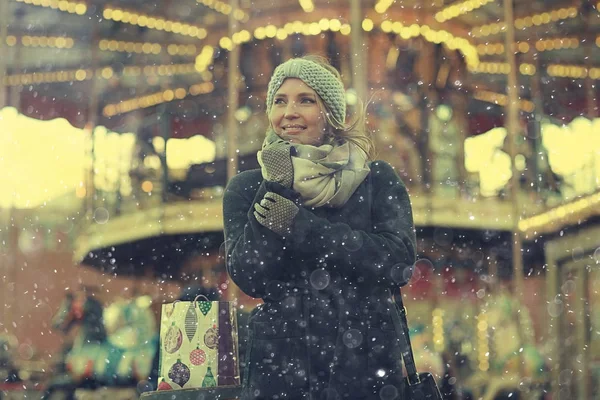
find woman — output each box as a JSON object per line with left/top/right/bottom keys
{"left": 223, "top": 55, "right": 416, "bottom": 399}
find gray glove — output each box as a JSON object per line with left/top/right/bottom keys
{"left": 259, "top": 140, "right": 296, "bottom": 188}
{"left": 253, "top": 192, "right": 299, "bottom": 237}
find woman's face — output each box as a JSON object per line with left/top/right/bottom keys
{"left": 269, "top": 78, "right": 327, "bottom": 145}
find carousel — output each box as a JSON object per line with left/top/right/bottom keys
{"left": 1, "top": 0, "right": 599, "bottom": 399}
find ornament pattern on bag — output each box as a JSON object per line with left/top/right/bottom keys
{"left": 198, "top": 300, "right": 212, "bottom": 316}
{"left": 157, "top": 378, "right": 172, "bottom": 391}
{"left": 204, "top": 326, "right": 218, "bottom": 350}
{"left": 164, "top": 323, "right": 183, "bottom": 354}
{"left": 201, "top": 366, "right": 217, "bottom": 388}
{"left": 184, "top": 303, "right": 198, "bottom": 342}
{"left": 189, "top": 347, "right": 206, "bottom": 366}
{"left": 168, "top": 359, "right": 191, "bottom": 388}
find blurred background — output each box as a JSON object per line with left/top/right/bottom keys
{"left": 0, "top": 0, "right": 599, "bottom": 399}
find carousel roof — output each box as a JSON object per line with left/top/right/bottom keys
{"left": 3, "top": 0, "right": 599, "bottom": 133}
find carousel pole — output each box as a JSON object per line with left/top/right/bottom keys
{"left": 85, "top": 17, "right": 101, "bottom": 217}
{"left": 583, "top": 1, "right": 598, "bottom": 195}
{"left": 583, "top": 0, "right": 598, "bottom": 120}
{"left": 503, "top": 0, "right": 527, "bottom": 378}
{"left": 0, "top": 0, "right": 11, "bottom": 332}
{"left": 0, "top": 0, "right": 8, "bottom": 110}
{"left": 503, "top": 0, "right": 525, "bottom": 300}
{"left": 350, "top": 0, "right": 367, "bottom": 102}
{"left": 225, "top": 0, "right": 240, "bottom": 303}
{"left": 226, "top": 0, "right": 240, "bottom": 184}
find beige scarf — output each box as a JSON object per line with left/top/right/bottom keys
{"left": 259, "top": 131, "right": 370, "bottom": 208}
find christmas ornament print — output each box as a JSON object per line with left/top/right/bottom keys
{"left": 164, "top": 323, "right": 183, "bottom": 354}
{"left": 204, "top": 326, "right": 218, "bottom": 350}
{"left": 201, "top": 366, "right": 217, "bottom": 388}
{"left": 164, "top": 303, "right": 176, "bottom": 319}
{"left": 157, "top": 378, "right": 172, "bottom": 391}
{"left": 198, "top": 300, "right": 212, "bottom": 316}
{"left": 185, "top": 303, "right": 198, "bottom": 342}
{"left": 189, "top": 347, "right": 206, "bottom": 366}
{"left": 168, "top": 359, "right": 190, "bottom": 388}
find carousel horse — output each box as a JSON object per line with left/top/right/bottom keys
{"left": 464, "top": 290, "right": 548, "bottom": 400}
{"left": 43, "top": 292, "right": 158, "bottom": 400}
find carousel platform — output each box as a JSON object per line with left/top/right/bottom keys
{"left": 74, "top": 187, "right": 546, "bottom": 269}
{"left": 140, "top": 386, "right": 241, "bottom": 400}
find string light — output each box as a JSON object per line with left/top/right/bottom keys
{"left": 477, "top": 312, "right": 489, "bottom": 372}
{"left": 5, "top": 35, "right": 74, "bottom": 48}
{"left": 196, "top": 0, "right": 248, "bottom": 21}
{"left": 3, "top": 62, "right": 199, "bottom": 86}
{"left": 472, "top": 7, "right": 577, "bottom": 37}
{"left": 432, "top": 308, "right": 445, "bottom": 353}
{"left": 3, "top": 68, "right": 93, "bottom": 86}
{"left": 103, "top": 7, "right": 208, "bottom": 39}
{"left": 13, "top": 0, "right": 87, "bottom": 15}
{"left": 99, "top": 40, "right": 162, "bottom": 54}
{"left": 547, "top": 64, "right": 600, "bottom": 79}
{"left": 470, "top": 61, "right": 511, "bottom": 74}
{"left": 535, "top": 37, "right": 579, "bottom": 52}
{"left": 473, "top": 90, "right": 535, "bottom": 113}
{"left": 435, "top": 0, "right": 494, "bottom": 23}
{"left": 379, "top": 20, "right": 479, "bottom": 69}
{"left": 102, "top": 82, "right": 214, "bottom": 117}
{"left": 374, "top": 0, "right": 394, "bottom": 14}
{"left": 519, "top": 192, "right": 600, "bottom": 235}
{"left": 298, "top": 0, "right": 314, "bottom": 12}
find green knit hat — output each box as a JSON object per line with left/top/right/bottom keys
{"left": 266, "top": 58, "right": 346, "bottom": 125}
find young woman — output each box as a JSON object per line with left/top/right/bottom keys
{"left": 223, "top": 55, "right": 417, "bottom": 399}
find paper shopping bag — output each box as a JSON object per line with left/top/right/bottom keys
{"left": 157, "top": 297, "right": 239, "bottom": 390}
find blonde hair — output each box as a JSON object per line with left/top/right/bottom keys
{"left": 298, "top": 54, "right": 376, "bottom": 160}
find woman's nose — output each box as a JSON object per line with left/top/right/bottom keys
{"left": 284, "top": 101, "right": 299, "bottom": 118}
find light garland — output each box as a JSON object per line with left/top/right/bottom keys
{"left": 477, "top": 312, "right": 489, "bottom": 372}
{"left": 547, "top": 64, "right": 600, "bottom": 80}
{"left": 102, "top": 7, "right": 208, "bottom": 39}
{"left": 4, "top": 63, "right": 199, "bottom": 86}
{"left": 432, "top": 308, "right": 445, "bottom": 353}
{"left": 102, "top": 82, "right": 214, "bottom": 117}
{"left": 13, "top": 0, "right": 86, "bottom": 15}
{"left": 471, "top": 7, "right": 578, "bottom": 37}
{"left": 519, "top": 192, "right": 600, "bottom": 234}
{"left": 473, "top": 90, "right": 535, "bottom": 113}
{"left": 535, "top": 37, "right": 579, "bottom": 52}
{"left": 99, "top": 40, "right": 161, "bottom": 55}
{"left": 4, "top": 68, "right": 93, "bottom": 86}
{"left": 374, "top": 0, "right": 394, "bottom": 14}
{"left": 380, "top": 20, "right": 479, "bottom": 69}
{"left": 435, "top": 0, "right": 494, "bottom": 23}
{"left": 5, "top": 35, "right": 74, "bottom": 48}
{"left": 196, "top": 0, "right": 248, "bottom": 22}
{"left": 470, "top": 61, "right": 510, "bottom": 74}
{"left": 298, "top": 0, "right": 314, "bottom": 13}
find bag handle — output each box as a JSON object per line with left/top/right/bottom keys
{"left": 389, "top": 286, "right": 420, "bottom": 385}
{"left": 193, "top": 295, "right": 210, "bottom": 305}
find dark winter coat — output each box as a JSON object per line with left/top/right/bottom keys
{"left": 223, "top": 160, "right": 417, "bottom": 400}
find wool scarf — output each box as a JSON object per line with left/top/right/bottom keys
{"left": 258, "top": 130, "right": 370, "bottom": 208}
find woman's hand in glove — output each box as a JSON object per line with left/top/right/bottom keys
{"left": 259, "top": 140, "right": 296, "bottom": 188}
{"left": 253, "top": 192, "right": 299, "bottom": 237}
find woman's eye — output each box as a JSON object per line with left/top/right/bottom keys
{"left": 273, "top": 98, "right": 285, "bottom": 104}
{"left": 301, "top": 98, "right": 316, "bottom": 103}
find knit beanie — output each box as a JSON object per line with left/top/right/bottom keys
{"left": 266, "top": 58, "right": 346, "bottom": 125}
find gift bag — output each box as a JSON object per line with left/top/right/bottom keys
{"left": 157, "top": 296, "right": 240, "bottom": 390}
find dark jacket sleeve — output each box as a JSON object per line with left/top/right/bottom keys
{"left": 222, "top": 171, "right": 289, "bottom": 298}
{"left": 287, "top": 161, "right": 417, "bottom": 287}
